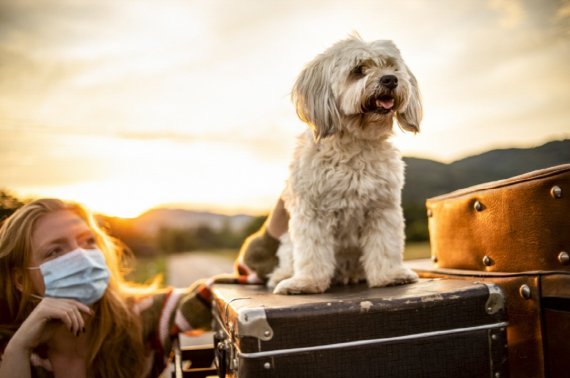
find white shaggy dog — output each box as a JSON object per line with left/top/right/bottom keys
{"left": 269, "top": 36, "right": 422, "bottom": 295}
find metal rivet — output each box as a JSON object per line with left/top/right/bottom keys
{"left": 491, "top": 334, "right": 498, "bottom": 341}
{"left": 427, "top": 209, "right": 433, "bottom": 217}
{"left": 474, "top": 200, "right": 484, "bottom": 211}
{"left": 519, "top": 284, "right": 531, "bottom": 300}
{"left": 551, "top": 185, "right": 562, "bottom": 199}
{"left": 431, "top": 255, "right": 438, "bottom": 263}
{"left": 495, "top": 373, "right": 501, "bottom": 378}
{"left": 558, "top": 251, "right": 569, "bottom": 265}
{"left": 264, "top": 330, "right": 271, "bottom": 337}
{"left": 482, "top": 255, "right": 493, "bottom": 266}
{"left": 487, "top": 307, "right": 493, "bottom": 314}
{"left": 264, "top": 362, "right": 271, "bottom": 370}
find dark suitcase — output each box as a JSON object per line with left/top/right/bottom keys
{"left": 211, "top": 279, "right": 509, "bottom": 378}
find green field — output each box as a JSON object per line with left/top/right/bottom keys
{"left": 404, "top": 242, "right": 431, "bottom": 260}
{"left": 126, "top": 255, "right": 168, "bottom": 285}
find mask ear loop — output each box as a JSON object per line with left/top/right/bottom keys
{"left": 29, "top": 293, "right": 45, "bottom": 301}
{"left": 24, "top": 266, "right": 45, "bottom": 302}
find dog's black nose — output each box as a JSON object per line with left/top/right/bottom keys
{"left": 380, "top": 75, "right": 398, "bottom": 89}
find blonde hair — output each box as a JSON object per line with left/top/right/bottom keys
{"left": 0, "top": 198, "right": 161, "bottom": 377}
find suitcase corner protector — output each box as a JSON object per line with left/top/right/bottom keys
{"left": 237, "top": 307, "right": 274, "bottom": 341}
{"left": 481, "top": 282, "right": 506, "bottom": 315}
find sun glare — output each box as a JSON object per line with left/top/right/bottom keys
{"left": 80, "top": 192, "right": 152, "bottom": 219}
{"left": 26, "top": 182, "right": 155, "bottom": 218}
{"left": 17, "top": 136, "right": 290, "bottom": 218}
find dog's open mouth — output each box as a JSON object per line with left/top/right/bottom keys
{"left": 364, "top": 95, "right": 395, "bottom": 114}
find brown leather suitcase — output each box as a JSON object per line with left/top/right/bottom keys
{"left": 211, "top": 279, "right": 508, "bottom": 378}
{"left": 426, "top": 164, "right": 570, "bottom": 273}
{"left": 417, "top": 163, "right": 570, "bottom": 378}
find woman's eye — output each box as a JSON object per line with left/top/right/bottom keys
{"left": 84, "top": 237, "right": 97, "bottom": 248}
{"left": 46, "top": 248, "right": 63, "bottom": 258}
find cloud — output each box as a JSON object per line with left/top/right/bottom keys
{"left": 488, "top": 0, "right": 526, "bottom": 28}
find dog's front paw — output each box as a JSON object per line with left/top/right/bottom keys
{"left": 273, "top": 276, "right": 330, "bottom": 295}
{"left": 367, "top": 267, "right": 418, "bottom": 288}
{"left": 266, "top": 269, "right": 292, "bottom": 289}
{"left": 389, "top": 267, "right": 419, "bottom": 286}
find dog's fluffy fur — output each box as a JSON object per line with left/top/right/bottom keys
{"left": 269, "top": 36, "right": 422, "bottom": 295}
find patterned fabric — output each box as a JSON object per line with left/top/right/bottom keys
{"left": 138, "top": 279, "right": 213, "bottom": 376}
{"left": 0, "top": 280, "right": 213, "bottom": 378}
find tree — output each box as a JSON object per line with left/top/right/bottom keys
{"left": 99, "top": 215, "right": 158, "bottom": 257}
{"left": 0, "top": 190, "right": 27, "bottom": 222}
{"left": 403, "top": 204, "right": 429, "bottom": 242}
{"left": 238, "top": 215, "right": 267, "bottom": 243}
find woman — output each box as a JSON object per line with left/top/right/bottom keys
{"left": 0, "top": 199, "right": 212, "bottom": 378}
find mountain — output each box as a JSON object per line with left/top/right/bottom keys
{"left": 132, "top": 208, "right": 254, "bottom": 236}
{"left": 403, "top": 139, "right": 570, "bottom": 205}
{"left": 123, "top": 139, "right": 569, "bottom": 234}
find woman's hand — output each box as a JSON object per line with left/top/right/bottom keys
{"left": 8, "top": 297, "right": 93, "bottom": 352}
{"left": 0, "top": 298, "right": 93, "bottom": 378}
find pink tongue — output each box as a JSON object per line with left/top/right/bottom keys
{"left": 376, "top": 98, "right": 394, "bottom": 110}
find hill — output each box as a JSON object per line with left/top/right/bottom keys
{"left": 132, "top": 208, "right": 253, "bottom": 236}
{"left": 403, "top": 139, "right": 570, "bottom": 205}
{"left": 112, "top": 139, "right": 569, "bottom": 243}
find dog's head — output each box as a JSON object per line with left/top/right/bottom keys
{"left": 292, "top": 36, "right": 422, "bottom": 141}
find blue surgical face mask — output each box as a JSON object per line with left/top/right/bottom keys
{"left": 27, "top": 248, "right": 110, "bottom": 305}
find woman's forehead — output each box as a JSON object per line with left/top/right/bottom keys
{"left": 32, "top": 210, "right": 89, "bottom": 249}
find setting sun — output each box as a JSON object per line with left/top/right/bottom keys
{"left": 34, "top": 181, "right": 155, "bottom": 219}
{"left": 15, "top": 136, "right": 291, "bottom": 218}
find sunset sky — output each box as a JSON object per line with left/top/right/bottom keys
{"left": 1, "top": 0, "right": 569, "bottom": 217}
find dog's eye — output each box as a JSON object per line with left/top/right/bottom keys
{"left": 351, "top": 65, "right": 365, "bottom": 77}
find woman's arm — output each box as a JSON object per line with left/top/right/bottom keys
{"left": 235, "top": 197, "right": 289, "bottom": 280}
{"left": 0, "top": 337, "right": 32, "bottom": 378}
{"left": 266, "top": 197, "right": 289, "bottom": 239}
{"left": 0, "top": 298, "right": 92, "bottom": 378}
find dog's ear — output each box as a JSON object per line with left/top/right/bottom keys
{"left": 396, "top": 65, "right": 422, "bottom": 133}
{"left": 292, "top": 58, "right": 341, "bottom": 141}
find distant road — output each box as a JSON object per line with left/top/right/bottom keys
{"left": 166, "top": 251, "right": 235, "bottom": 287}
{"left": 166, "top": 252, "right": 237, "bottom": 350}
